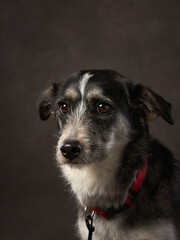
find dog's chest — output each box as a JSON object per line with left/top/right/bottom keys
{"left": 78, "top": 215, "right": 123, "bottom": 240}
{"left": 61, "top": 163, "right": 117, "bottom": 206}
{"left": 78, "top": 216, "right": 177, "bottom": 240}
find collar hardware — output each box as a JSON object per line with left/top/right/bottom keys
{"left": 85, "top": 208, "right": 95, "bottom": 240}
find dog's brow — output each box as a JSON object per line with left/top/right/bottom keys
{"left": 64, "top": 88, "right": 79, "bottom": 100}
{"left": 86, "top": 88, "right": 112, "bottom": 103}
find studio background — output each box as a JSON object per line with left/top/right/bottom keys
{"left": 1, "top": 1, "right": 180, "bottom": 240}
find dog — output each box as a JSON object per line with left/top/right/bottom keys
{"left": 38, "top": 70, "right": 180, "bottom": 240}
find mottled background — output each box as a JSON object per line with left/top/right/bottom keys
{"left": 1, "top": 0, "right": 180, "bottom": 239}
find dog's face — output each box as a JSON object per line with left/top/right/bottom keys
{"left": 39, "top": 70, "right": 174, "bottom": 167}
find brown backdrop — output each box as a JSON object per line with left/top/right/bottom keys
{"left": 1, "top": 1, "right": 180, "bottom": 239}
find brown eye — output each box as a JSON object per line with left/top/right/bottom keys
{"left": 60, "top": 102, "right": 69, "bottom": 114}
{"left": 97, "top": 103, "right": 110, "bottom": 114}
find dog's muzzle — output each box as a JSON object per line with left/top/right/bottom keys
{"left": 60, "top": 140, "right": 82, "bottom": 161}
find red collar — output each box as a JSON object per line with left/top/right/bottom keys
{"left": 87, "top": 157, "right": 148, "bottom": 220}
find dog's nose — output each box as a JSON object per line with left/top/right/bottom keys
{"left": 60, "top": 141, "right": 82, "bottom": 160}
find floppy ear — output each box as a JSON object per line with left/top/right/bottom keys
{"left": 128, "top": 83, "right": 174, "bottom": 125}
{"left": 141, "top": 87, "right": 174, "bottom": 124}
{"left": 38, "top": 83, "right": 58, "bottom": 120}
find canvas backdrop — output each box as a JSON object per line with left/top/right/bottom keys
{"left": 1, "top": 1, "right": 180, "bottom": 239}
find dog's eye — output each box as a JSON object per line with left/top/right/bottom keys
{"left": 60, "top": 102, "right": 69, "bottom": 114}
{"left": 97, "top": 103, "right": 110, "bottom": 114}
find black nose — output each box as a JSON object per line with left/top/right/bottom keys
{"left": 60, "top": 141, "right": 82, "bottom": 160}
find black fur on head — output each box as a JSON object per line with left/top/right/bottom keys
{"left": 38, "top": 70, "right": 174, "bottom": 126}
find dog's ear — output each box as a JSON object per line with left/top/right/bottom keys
{"left": 38, "top": 83, "right": 59, "bottom": 120}
{"left": 128, "top": 83, "right": 174, "bottom": 125}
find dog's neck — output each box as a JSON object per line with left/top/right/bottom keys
{"left": 87, "top": 157, "right": 148, "bottom": 219}
{"left": 61, "top": 160, "right": 121, "bottom": 207}
{"left": 61, "top": 155, "right": 147, "bottom": 210}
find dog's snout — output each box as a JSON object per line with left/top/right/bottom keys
{"left": 60, "top": 141, "right": 82, "bottom": 160}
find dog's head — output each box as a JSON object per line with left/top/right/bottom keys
{"left": 38, "top": 70, "right": 174, "bottom": 166}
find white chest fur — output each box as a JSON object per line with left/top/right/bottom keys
{"left": 61, "top": 160, "right": 118, "bottom": 207}
{"left": 77, "top": 216, "right": 177, "bottom": 240}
